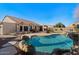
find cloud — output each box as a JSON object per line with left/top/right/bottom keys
{"left": 74, "top": 5, "right": 79, "bottom": 19}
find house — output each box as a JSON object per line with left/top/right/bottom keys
{"left": 41, "top": 25, "right": 66, "bottom": 33}
{"left": 40, "top": 25, "right": 53, "bottom": 32}
{"left": 53, "top": 27, "right": 66, "bottom": 33}
{"left": 0, "top": 16, "right": 41, "bottom": 35}
{"left": 66, "top": 22, "right": 79, "bottom": 33}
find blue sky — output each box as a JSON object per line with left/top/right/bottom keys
{"left": 0, "top": 3, "right": 78, "bottom": 26}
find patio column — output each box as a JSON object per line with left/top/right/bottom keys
{"left": 22, "top": 26, "right": 24, "bottom": 32}
{"left": 36, "top": 26, "right": 38, "bottom": 32}
{"left": 28, "top": 26, "right": 29, "bottom": 31}
{"left": 16, "top": 24, "right": 20, "bottom": 32}
{"left": 42, "top": 25, "right": 44, "bottom": 32}
{"left": 0, "top": 25, "right": 3, "bottom": 35}
{"left": 28, "top": 26, "right": 30, "bottom": 32}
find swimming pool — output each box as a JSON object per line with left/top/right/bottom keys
{"left": 24, "top": 34, "right": 73, "bottom": 54}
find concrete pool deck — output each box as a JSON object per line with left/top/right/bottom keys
{"left": 0, "top": 35, "right": 17, "bottom": 39}
{"left": 0, "top": 32, "right": 65, "bottom": 38}
{"left": 22, "top": 32, "right": 66, "bottom": 38}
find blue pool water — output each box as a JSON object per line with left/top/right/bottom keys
{"left": 24, "top": 34, "right": 73, "bottom": 54}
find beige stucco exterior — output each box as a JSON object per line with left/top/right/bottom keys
{"left": 0, "top": 24, "right": 3, "bottom": 35}
{"left": 3, "top": 16, "right": 16, "bottom": 23}
{"left": 0, "top": 16, "right": 41, "bottom": 35}
{"left": 3, "top": 23, "right": 16, "bottom": 34}
{"left": 66, "top": 22, "right": 79, "bottom": 32}
{"left": 2, "top": 16, "right": 79, "bottom": 35}
{"left": 53, "top": 28, "right": 66, "bottom": 33}
{"left": 1, "top": 16, "right": 17, "bottom": 34}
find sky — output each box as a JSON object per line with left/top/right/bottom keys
{"left": 0, "top": 3, "right": 78, "bottom": 26}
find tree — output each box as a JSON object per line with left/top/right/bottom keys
{"left": 54, "top": 22, "right": 65, "bottom": 28}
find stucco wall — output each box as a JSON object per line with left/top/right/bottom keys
{"left": 3, "top": 17, "right": 16, "bottom": 23}
{"left": 3, "top": 23, "right": 17, "bottom": 35}
{"left": 53, "top": 28, "right": 66, "bottom": 33}
{"left": 0, "top": 25, "right": 3, "bottom": 35}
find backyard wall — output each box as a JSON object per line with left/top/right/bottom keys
{"left": 53, "top": 28, "right": 66, "bottom": 33}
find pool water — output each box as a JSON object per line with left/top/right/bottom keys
{"left": 24, "top": 34, "right": 73, "bottom": 54}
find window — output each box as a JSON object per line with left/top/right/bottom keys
{"left": 20, "top": 26, "right": 22, "bottom": 32}
{"left": 77, "top": 24, "right": 79, "bottom": 28}
{"left": 60, "top": 28, "right": 63, "bottom": 31}
{"left": 39, "top": 26, "right": 43, "bottom": 31}
{"left": 24, "top": 26, "right": 28, "bottom": 31}
{"left": 29, "top": 26, "right": 32, "bottom": 30}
